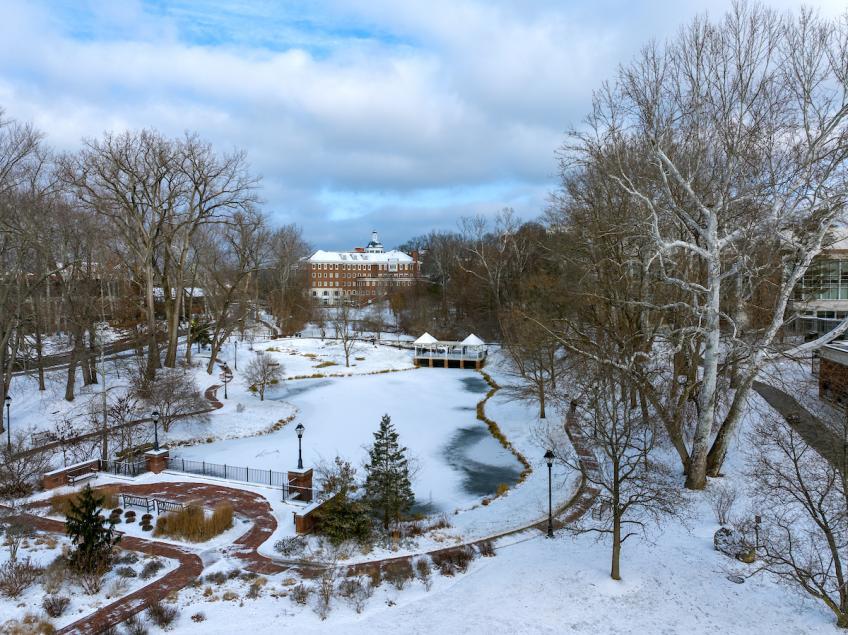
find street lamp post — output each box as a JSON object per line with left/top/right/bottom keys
{"left": 220, "top": 364, "right": 232, "bottom": 399}
{"left": 234, "top": 340, "right": 238, "bottom": 371}
{"left": 296, "top": 423, "right": 305, "bottom": 470}
{"left": 544, "top": 449, "right": 555, "bottom": 538}
{"left": 5, "top": 395, "right": 11, "bottom": 452}
{"left": 152, "top": 410, "right": 160, "bottom": 451}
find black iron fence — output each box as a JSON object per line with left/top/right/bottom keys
{"left": 165, "top": 457, "right": 312, "bottom": 500}
{"left": 100, "top": 458, "right": 147, "bottom": 477}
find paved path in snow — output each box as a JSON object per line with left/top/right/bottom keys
{"left": 23, "top": 481, "right": 288, "bottom": 633}
{"left": 18, "top": 511, "right": 202, "bottom": 635}
{"left": 752, "top": 380, "right": 844, "bottom": 469}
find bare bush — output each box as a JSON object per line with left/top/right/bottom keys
{"left": 415, "top": 558, "right": 432, "bottom": 590}
{"left": 705, "top": 481, "right": 737, "bottom": 526}
{"left": 147, "top": 601, "right": 178, "bottom": 628}
{"left": 338, "top": 576, "right": 373, "bottom": 613}
{"left": 42, "top": 594, "right": 70, "bottom": 618}
{"left": 123, "top": 614, "right": 148, "bottom": 635}
{"left": 290, "top": 582, "right": 310, "bottom": 605}
{"left": 0, "top": 558, "right": 42, "bottom": 598}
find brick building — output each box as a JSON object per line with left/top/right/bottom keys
{"left": 307, "top": 231, "right": 420, "bottom": 305}
{"left": 818, "top": 342, "right": 848, "bottom": 405}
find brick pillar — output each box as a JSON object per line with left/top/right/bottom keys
{"left": 144, "top": 448, "right": 169, "bottom": 474}
{"left": 288, "top": 467, "right": 313, "bottom": 503}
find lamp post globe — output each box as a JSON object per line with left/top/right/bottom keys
{"left": 152, "top": 410, "right": 160, "bottom": 451}
{"left": 295, "top": 423, "right": 305, "bottom": 469}
{"left": 544, "top": 449, "right": 555, "bottom": 538}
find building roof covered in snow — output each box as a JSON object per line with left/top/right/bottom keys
{"left": 414, "top": 332, "right": 438, "bottom": 345}
{"left": 461, "top": 334, "right": 486, "bottom": 346}
{"left": 307, "top": 249, "right": 414, "bottom": 264}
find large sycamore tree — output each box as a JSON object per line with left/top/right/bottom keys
{"left": 556, "top": 3, "right": 848, "bottom": 489}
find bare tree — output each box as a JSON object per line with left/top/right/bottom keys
{"left": 331, "top": 303, "right": 361, "bottom": 368}
{"left": 244, "top": 352, "right": 283, "bottom": 401}
{"left": 200, "top": 210, "right": 268, "bottom": 374}
{"left": 556, "top": 4, "right": 848, "bottom": 488}
{"left": 0, "top": 433, "right": 52, "bottom": 499}
{"left": 563, "top": 364, "right": 684, "bottom": 580}
{"left": 131, "top": 366, "right": 208, "bottom": 433}
{"left": 747, "top": 412, "right": 848, "bottom": 628}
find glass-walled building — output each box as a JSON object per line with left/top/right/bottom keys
{"left": 792, "top": 234, "right": 848, "bottom": 337}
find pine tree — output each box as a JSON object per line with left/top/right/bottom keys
{"left": 65, "top": 485, "right": 120, "bottom": 574}
{"left": 363, "top": 414, "right": 414, "bottom": 530}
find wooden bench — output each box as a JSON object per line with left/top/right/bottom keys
{"left": 67, "top": 470, "right": 96, "bottom": 486}
{"left": 154, "top": 499, "right": 185, "bottom": 514}
{"left": 121, "top": 494, "right": 155, "bottom": 514}
{"left": 31, "top": 431, "right": 58, "bottom": 446}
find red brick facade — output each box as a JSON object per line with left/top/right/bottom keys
{"left": 819, "top": 355, "right": 848, "bottom": 404}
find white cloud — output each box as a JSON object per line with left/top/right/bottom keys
{"left": 0, "top": 0, "right": 843, "bottom": 247}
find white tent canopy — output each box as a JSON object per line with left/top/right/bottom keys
{"left": 414, "top": 332, "right": 438, "bottom": 345}
{"left": 461, "top": 334, "right": 485, "bottom": 346}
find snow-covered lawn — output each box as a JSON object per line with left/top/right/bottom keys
{"left": 0, "top": 533, "right": 177, "bottom": 632}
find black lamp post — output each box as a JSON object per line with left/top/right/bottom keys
{"left": 151, "top": 410, "right": 160, "bottom": 451}
{"left": 4, "top": 395, "right": 10, "bottom": 453}
{"left": 544, "top": 449, "right": 555, "bottom": 538}
{"left": 296, "top": 423, "right": 305, "bottom": 469}
{"left": 234, "top": 340, "right": 238, "bottom": 371}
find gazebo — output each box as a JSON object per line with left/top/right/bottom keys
{"left": 413, "top": 333, "right": 488, "bottom": 369}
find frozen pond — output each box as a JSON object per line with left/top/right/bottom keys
{"left": 173, "top": 368, "right": 522, "bottom": 512}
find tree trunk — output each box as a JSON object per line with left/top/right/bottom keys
{"left": 33, "top": 299, "right": 46, "bottom": 391}
{"left": 611, "top": 479, "right": 622, "bottom": 580}
{"left": 65, "top": 332, "right": 83, "bottom": 402}
{"left": 144, "top": 263, "right": 160, "bottom": 380}
{"left": 687, "top": 238, "right": 721, "bottom": 490}
{"left": 538, "top": 383, "right": 546, "bottom": 419}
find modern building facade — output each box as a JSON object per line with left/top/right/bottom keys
{"left": 306, "top": 231, "right": 420, "bottom": 305}
{"left": 792, "top": 233, "right": 848, "bottom": 338}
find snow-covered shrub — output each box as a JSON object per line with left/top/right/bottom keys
{"left": 191, "top": 612, "right": 206, "bottom": 623}
{"left": 289, "top": 582, "right": 310, "bottom": 605}
{"left": 42, "top": 594, "right": 70, "bottom": 618}
{"left": 706, "top": 481, "right": 737, "bottom": 525}
{"left": 415, "top": 558, "right": 432, "bottom": 590}
{"left": 0, "top": 558, "right": 42, "bottom": 598}
{"left": 432, "top": 546, "right": 475, "bottom": 576}
{"left": 274, "top": 536, "right": 306, "bottom": 557}
{"left": 314, "top": 570, "right": 335, "bottom": 620}
{"left": 147, "top": 601, "right": 178, "bottom": 628}
{"left": 140, "top": 559, "right": 164, "bottom": 580}
{"left": 338, "top": 576, "right": 373, "bottom": 613}
{"left": 116, "top": 566, "right": 137, "bottom": 578}
{"left": 383, "top": 560, "right": 413, "bottom": 590}
{"left": 477, "top": 540, "right": 496, "bottom": 557}
{"left": 204, "top": 571, "right": 227, "bottom": 585}
{"left": 123, "top": 614, "right": 148, "bottom": 635}
{"left": 42, "top": 556, "right": 70, "bottom": 594}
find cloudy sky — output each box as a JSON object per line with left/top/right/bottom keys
{"left": 0, "top": 1, "right": 844, "bottom": 249}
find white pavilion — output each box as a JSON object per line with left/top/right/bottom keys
{"left": 412, "top": 333, "right": 488, "bottom": 369}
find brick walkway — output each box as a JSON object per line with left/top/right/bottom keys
{"left": 22, "top": 481, "right": 285, "bottom": 633}
{"left": 203, "top": 383, "right": 224, "bottom": 410}
{"left": 18, "top": 512, "right": 203, "bottom": 635}
{"left": 23, "top": 408, "right": 600, "bottom": 630}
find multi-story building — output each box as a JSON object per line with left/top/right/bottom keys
{"left": 306, "top": 231, "right": 420, "bottom": 305}
{"left": 792, "top": 232, "right": 848, "bottom": 338}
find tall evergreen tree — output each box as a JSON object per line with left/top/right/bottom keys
{"left": 65, "top": 485, "right": 120, "bottom": 574}
{"left": 363, "top": 414, "right": 414, "bottom": 530}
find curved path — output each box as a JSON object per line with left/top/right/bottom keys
{"left": 23, "top": 405, "right": 600, "bottom": 631}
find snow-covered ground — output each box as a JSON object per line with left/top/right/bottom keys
{"left": 0, "top": 532, "right": 177, "bottom": 632}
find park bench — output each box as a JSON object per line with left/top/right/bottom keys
{"left": 121, "top": 494, "right": 155, "bottom": 514}
{"left": 67, "top": 465, "right": 98, "bottom": 486}
{"left": 154, "top": 499, "right": 185, "bottom": 514}
{"left": 31, "top": 431, "right": 57, "bottom": 447}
